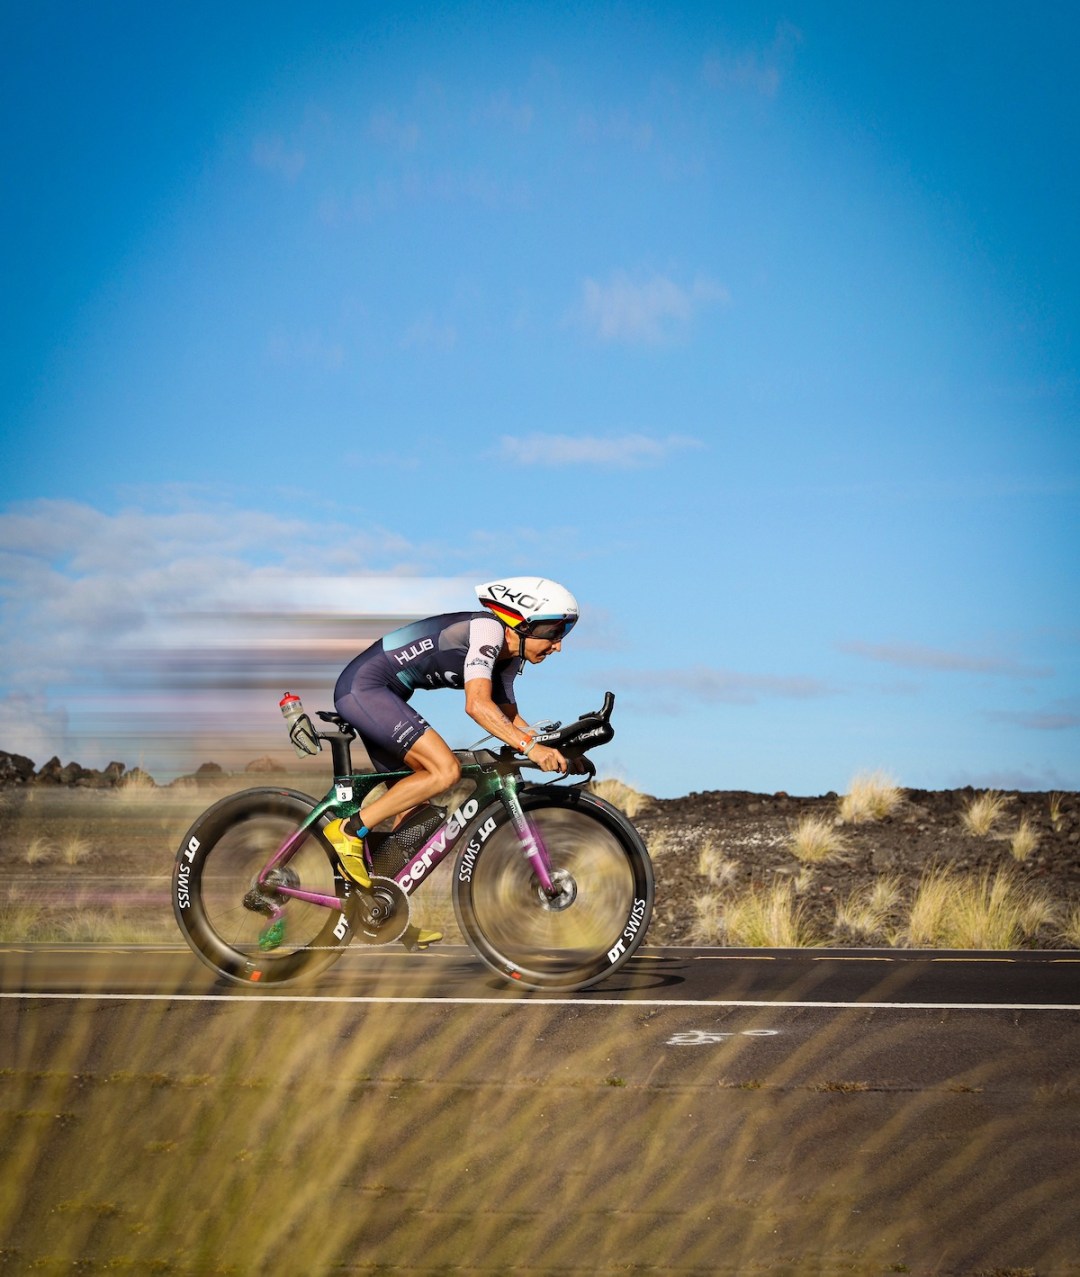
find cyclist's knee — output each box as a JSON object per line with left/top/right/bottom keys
{"left": 428, "top": 755, "right": 461, "bottom": 792}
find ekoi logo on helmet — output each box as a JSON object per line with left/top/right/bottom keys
{"left": 475, "top": 577, "right": 579, "bottom": 638}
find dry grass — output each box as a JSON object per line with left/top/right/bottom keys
{"left": 689, "top": 892, "right": 723, "bottom": 943}
{"left": 697, "top": 838, "right": 737, "bottom": 887}
{"left": 1009, "top": 817, "right": 1039, "bottom": 862}
{"left": 52, "top": 908, "right": 177, "bottom": 945}
{"left": 838, "top": 770, "right": 902, "bottom": 824}
{"left": 835, "top": 875, "right": 904, "bottom": 942}
{"left": 722, "top": 880, "right": 822, "bottom": 948}
{"left": 588, "top": 777, "right": 650, "bottom": 819}
{"left": 59, "top": 834, "right": 92, "bottom": 866}
{"left": 960, "top": 790, "right": 1011, "bottom": 837}
{"left": 0, "top": 885, "right": 176, "bottom": 943}
{"left": 785, "top": 814, "right": 848, "bottom": 863}
{"left": 1049, "top": 792, "right": 1065, "bottom": 831}
{"left": 23, "top": 837, "right": 52, "bottom": 866}
{"left": 1063, "top": 905, "right": 1080, "bottom": 949}
{"left": 0, "top": 895, "right": 46, "bottom": 941}
{"left": 643, "top": 828, "right": 677, "bottom": 859}
{"left": 906, "top": 866, "right": 1052, "bottom": 949}
{"left": 111, "top": 770, "right": 159, "bottom": 804}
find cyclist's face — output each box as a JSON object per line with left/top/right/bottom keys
{"left": 522, "top": 635, "right": 562, "bottom": 663}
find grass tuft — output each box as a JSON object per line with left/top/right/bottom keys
{"left": 60, "top": 834, "right": 92, "bottom": 866}
{"left": 1009, "top": 817, "right": 1039, "bottom": 863}
{"left": 722, "top": 880, "right": 822, "bottom": 948}
{"left": 1063, "top": 905, "right": 1080, "bottom": 949}
{"left": 1049, "top": 792, "right": 1065, "bottom": 831}
{"left": 588, "top": 778, "right": 650, "bottom": 819}
{"left": 112, "top": 769, "right": 159, "bottom": 805}
{"left": 697, "top": 838, "right": 737, "bottom": 887}
{"left": 835, "top": 875, "right": 904, "bottom": 941}
{"left": 838, "top": 771, "right": 902, "bottom": 824}
{"left": 906, "top": 866, "right": 1051, "bottom": 949}
{"left": 689, "top": 893, "right": 722, "bottom": 943}
{"left": 24, "top": 837, "right": 52, "bottom": 865}
{"left": 0, "top": 898, "right": 46, "bottom": 941}
{"left": 785, "top": 814, "right": 848, "bottom": 863}
{"left": 960, "top": 790, "right": 1011, "bottom": 837}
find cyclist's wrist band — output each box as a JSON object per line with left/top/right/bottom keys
{"left": 521, "top": 739, "right": 536, "bottom": 756}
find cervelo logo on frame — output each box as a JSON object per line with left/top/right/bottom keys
{"left": 395, "top": 799, "right": 481, "bottom": 894}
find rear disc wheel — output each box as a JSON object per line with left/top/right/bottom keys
{"left": 172, "top": 788, "right": 355, "bottom": 985}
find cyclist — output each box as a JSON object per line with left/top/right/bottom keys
{"left": 324, "top": 577, "right": 578, "bottom": 942}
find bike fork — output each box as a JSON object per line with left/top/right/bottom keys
{"left": 497, "top": 781, "right": 557, "bottom": 896}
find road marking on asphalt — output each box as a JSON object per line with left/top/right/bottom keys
{"left": 2, "top": 992, "right": 1078, "bottom": 1011}
{"left": 666, "top": 1029, "right": 781, "bottom": 1045}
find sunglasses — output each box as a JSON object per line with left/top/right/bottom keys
{"left": 524, "top": 616, "right": 577, "bottom": 641}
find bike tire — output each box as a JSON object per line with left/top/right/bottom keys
{"left": 172, "top": 787, "right": 354, "bottom": 986}
{"left": 452, "top": 787, "right": 654, "bottom": 990}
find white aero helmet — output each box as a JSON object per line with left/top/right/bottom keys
{"left": 475, "top": 576, "right": 579, "bottom": 641}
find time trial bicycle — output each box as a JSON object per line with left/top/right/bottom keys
{"left": 172, "top": 692, "right": 654, "bottom": 991}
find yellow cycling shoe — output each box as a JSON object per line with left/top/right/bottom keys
{"left": 323, "top": 818, "right": 372, "bottom": 889}
{"left": 401, "top": 923, "right": 443, "bottom": 951}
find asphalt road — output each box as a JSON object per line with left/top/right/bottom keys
{"left": 3, "top": 945, "right": 1079, "bottom": 1275}
{"left": 2, "top": 941, "right": 1079, "bottom": 1006}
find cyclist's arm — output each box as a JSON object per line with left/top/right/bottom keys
{"left": 464, "top": 679, "right": 567, "bottom": 772}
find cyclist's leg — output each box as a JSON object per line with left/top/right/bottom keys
{"left": 357, "top": 728, "right": 461, "bottom": 831}
{"left": 332, "top": 677, "right": 459, "bottom": 950}
{"left": 364, "top": 732, "right": 460, "bottom": 949}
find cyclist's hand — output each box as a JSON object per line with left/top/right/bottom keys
{"left": 529, "top": 743, "right": 568, "bottom": 773}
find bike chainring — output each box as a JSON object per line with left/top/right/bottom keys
{"left": 353, "top": 875, "right": 411, "bottom": 946}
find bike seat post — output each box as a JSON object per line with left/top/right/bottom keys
{"left": 319, "top": 730, "right": 353, "bottom": 779}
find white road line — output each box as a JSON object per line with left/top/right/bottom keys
{"left": 1, "top": 991, "right": 1078, "bottom": 1011}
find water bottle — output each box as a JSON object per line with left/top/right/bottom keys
{"left": 279, "top": 693, "right": 320, "bottom": 757}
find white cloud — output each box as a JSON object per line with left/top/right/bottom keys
{"left": 496, "top": 433, "right": 704, "bottom": 468}
{"left": 267, "top": 329, "right": 346, "bottom": 370}
{"left": 401, "top": 314, "right": 458, "bottom": 351}
{"left": 575, "top": 271, "right": 729, "bottom": 344}
{"left": 367, "top": 108, "right": 421, "bottom": 151}
{"left": 251, "top": 135, "right": 307, "bottom": 182}
{"left": 839, "top": 640, "right": 1052, "bottom": 679}
{"left": 475, "top": 92, "right": 535, "bottom": 133}
{"left": 986, "top": 707, "right": 1080, "bottom": 731}
{"left": 575, "top": 109, "right": 653, "bottom": 150}
{"left": 0, "top": 498, "right": 472, "bottom": 772}
{"left": 702, "top": 22, "right": 802, "bottom": 98}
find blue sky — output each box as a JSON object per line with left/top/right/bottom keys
{"left": 2, "top": 1, "right": 1077, "bottom": 797}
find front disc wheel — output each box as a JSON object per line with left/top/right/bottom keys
{"left": 453, "top": 794, "right": 653, "bottom": 990}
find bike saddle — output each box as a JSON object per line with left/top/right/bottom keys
{"left": 315, "top": 710, "right": 354, "bottom": 733}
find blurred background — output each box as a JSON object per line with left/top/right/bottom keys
{"left": 2, "top": 1, "right": 1077, "bottom": 796}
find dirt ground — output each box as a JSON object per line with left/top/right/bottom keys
{"left": 1, "top": 765, "right": 1079, "bottom": 949}
{"left": 636, "top": 785, "right": 1080, "bottom": 947}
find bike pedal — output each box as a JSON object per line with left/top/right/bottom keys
{"left": 400, "top": 924, "right": 443, "bottom": 952}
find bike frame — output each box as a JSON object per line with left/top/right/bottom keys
{"left": 255, "top": 731, "right": 557, "bottom": 914}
